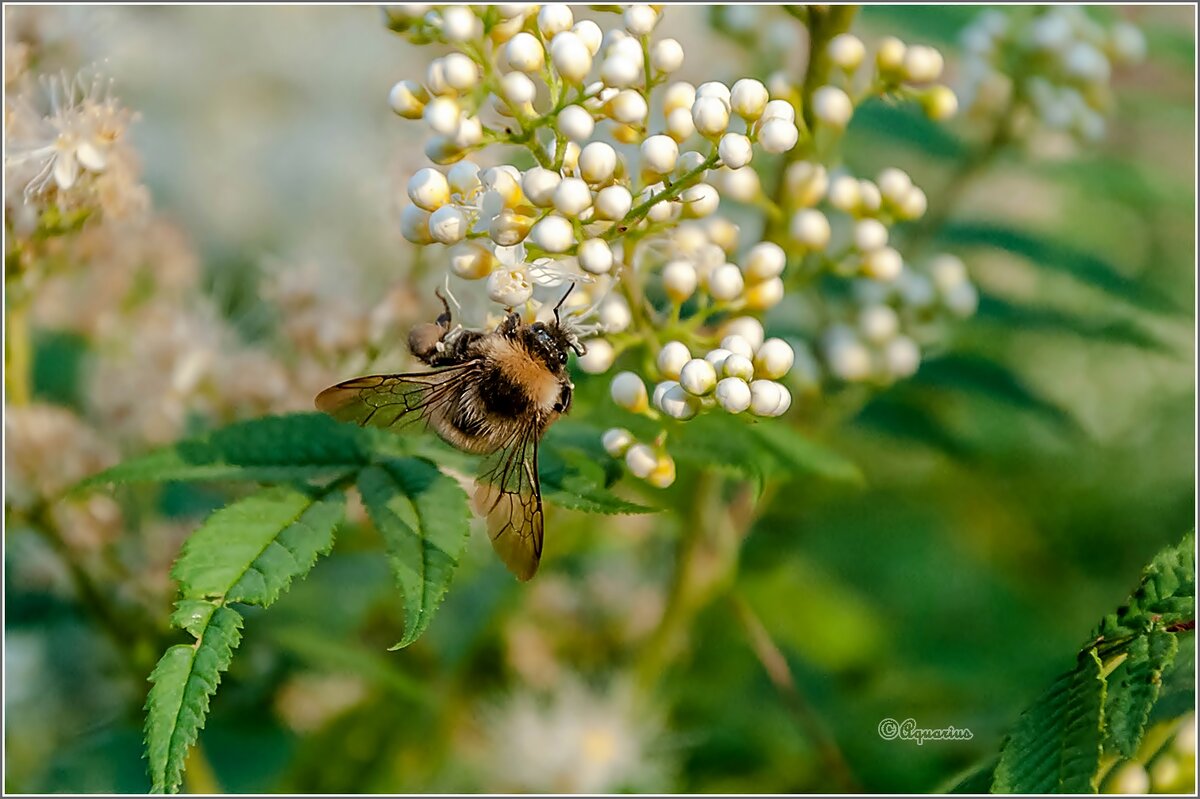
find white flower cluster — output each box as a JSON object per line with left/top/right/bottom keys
{"left": 4, "top": 69, "right": 148, "bottom": 223}
{"left": 957, "top": 7, "right": 1145, "bottom": 142}
{"left": 383, "top": 6, "right": 975, "bottom": 489}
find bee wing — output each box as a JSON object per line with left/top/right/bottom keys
{"left": 472, "top": 422, "right": 544, "bottom": 581}
{"left": 314, "top": 362, "right": 477, "bottom": 430}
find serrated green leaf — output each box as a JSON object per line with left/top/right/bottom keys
{"left": 992, "top": 649, "right": 1106, "bottom": 793}
{"left": 169, "top": 600, "right": 217, "bottom": 638}
{"left": 939, "top": 757, "right": 998, "bottom": 793}
{"left": 170, "top": 486, "right": 343, "bottom": 607}
{"left": 937, "top": 222, "right": 1180, "bottom": 315}
{"left": 78, "top": 413, "right": 380, "bottom": 489}
{"left": 145, "top": 603, "right": 243, "bottom": 794}
{"left": 1092, "top": 531, "right": 1195, "bottom": 642}
{"left": 1105, "top": 631, "right": 1180, "bottom": 757}
{"left": 973, "top": 293, "right": 1169, "bottom": 352}
{"left": 357, "top": 459, "right": 471, "bottom": 649}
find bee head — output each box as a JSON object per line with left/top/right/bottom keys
{"left": 523, "top": 320, "right": 582, "bottom": 373}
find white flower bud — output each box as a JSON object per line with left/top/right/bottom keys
{"left": 744, "top": 277, "right": 784, "bottom": 310}
{"left": 753, "top": 338, "right": 794, "bottom": 379}
{"left": 718, "top": 334, "right": 753, "bottom": 361}
{"left": 442, "top": 53, "right": 479, "bottom": 92}
{"left": 743, "top": 242, "right": 786, "bottom": 282}
{"left": 812, "top": 85, "right": 853, "bottom": 128}
{"left": 641, "top": 134, "right": 680, "bottom": 175}
{"left": 825, "top": 329, "right": 872, "bottom": 382}
{"left": 602, "top": 427, "right": 635, "bottom": 457}
{"left": 556, "top": 105, "right": 595, "bottom": 142}
{"left": 790, "top": 208, "right": 831, "bottom": 250}
{"left": 648, "top": 454, "right": 676, "bottom": 488}
{"left": 708, "top": 263, "right": 745, "bottom": 301}
{"left": 881, "top": 184, "right": 918, "bottom": 221}
{"left": 646, "top": 194, "right": 678, "bottom": 223}
{"left": 624, "top": 4, "right": 659, "bottom": 35}
{"left": 505, "top": 32, "right": 546, "bottom": 72}
{"left": 601, "top": 54, "right": 641, "bottom": 88}
{"left": 594, "top": 185, "right": 633, "bottom": 221}
{"left": 715, "top": 377, "right": 752, "bottom": 413}
{"left": 730, "top": 78, "right": 769, "bottom": 120}
{"left": 876, "top": 167, "right": 913, "bottom": 206}
{"left": 863, "top": 246, "right": 903, "bottom": 280}
{"left": 719, "top": 167, "right": 760, "bottom": 203}
{"left": 407, "top": 168, "right": 451, "bottom": 211}
{"left": 749, "top": 379, "right": 788, "bottom": 417}
{"left": 537, "top": 4, "right": 573, "bottom": 36}
{"left": 451, "top": 116, "right": 483, "bottom": 149}
{"left": 691, "top": 96, "right": 731, "bottom": 138}
{"left": 921, "top": 85, "right": 958, "bottom": 121}
{"left": 425, "top": 58, "right": 454, "bottom": 97}
{"left": 651, "top": 38, "right": 684, "bottom": 73}
{"left": 599, "top": 294, "right": 632, "bottom": 332}
{"left": 489, "top": 209, "right": 532, "bottom": 246}
{"left": 655, "top": 381, "right": 699, "bottom": 420}
{"left": 576, "top": 338, "right": 615, "bottom": 374}
{"left": 552, "top": 177, "right": 593, "bottom": 215}
{"left": 487, "top": 266, "right": 533, "bottom": 306}
{"left": 438, "top": 5, "right": 479, "bottom": 41}
{"left": 827, "top": 174, "right": 861, "bottom": 212}
{"left": 786, "top": 161, "right": 828, "bottom": 207}
{"left": 1109, "top": 763, "right": 1150, "bottom": 796}
{"left": 662, "top": 259, "right": 698, "bottom": 303}
{"left": 722, "top": 353, "right": 755, "bottom": 381}
{"left": 389, "top": 80, "right": 427, "bottom": 118}
{"left": 400, "top": 205, "right": 433, "bottom": 244}
{"left": 827, "top": 33, "right": 865, "bottom": 71}
{"left": 1064, "top": 41, "right": 1111, "bottom": 82}
{"left": 718, "top": 133, "right": 753, "bottom": 169}
{"left": 572, "top": 19, "right": 602, "bottom": 55}
{"left": 757, "top": 119, "right": 799, "bottom": 153}
{"left": 609, "top": 89, "right": 649, "bottom": 124}
{"left": 1109, "top": 22, "right": 1146, "bottom": 64}
{"left": 884, "top": 336, "right": 920, "bottom": 379}
{"left": 579, "top": 141, "right": 618, "bottom": 184}
{"left": 721, "top": 316, "right": 765, "bottom": 350}
{"left": 447, "top": 161, "right": 481, "bottom": 197}
{"left": 761, "top": 99, "right": 796, "bottom": 123}
{"left": 500, "top": 71, "right": 536, "bottom": 104}
{"left": 551, "top": 31, "right": 593, "bottom": 83}
{"left": 929, "top": 254, "right": 968, "bottom": 292}
{"left": 448, "top": 241, "right": 494, "bottom": 279}
{"left": 704, "top": 348, "right": 733, "bottom": 373}
{"left": 876, "top": 36, "right": 907, "bottom": 74}
{"left": 696, "top": 81, "right": 732, "bottom": 105}
{"left": 611, "top": 371, "right": 649, "bottom": 412}
{"left": 674, "top": 151, "right": 708, "bottom": 180}
{"left": 681, "top": 184, "right": 719, "bottom": 219}
{"left": 854, "top": 218, "right": 889, "bottom": 252}
{"left": 902, "top": 44, "right": 944, "bottom": 83}
{"left": 665, "top": 107, "right": 696, "bottom": 142}
{"left": 529, "top": 215, "right": 574, "bottom": 253}
{"left": 423, "top": 96, "right": 461, "bottom": 135}
{"left": 657, "top": 341, "right": 691, "bottom": 379}
{"left": 428, "top": 204, "right": 468, "bottom": 244}
{"left": 625, "top": 443, "right": 657, "bottom": 477}
{"left": 664, "top": 82, "right": 697, "bottom": 114}
{"left": 858, "top": 304, "right": 899, "bottom": 343}
{"left": 521, "top": 167, "right": 562, "bottom": 208}
{"left": 706, "top": 217, "right": 739, "bottom": 253}
{"left": 679, "top": 358, "right": 718, "bottom": 396}
{"left": 577, "top": 238, "right": 613, "bottom": 275}
{"left": 496, "top": 4, "right": 531, "bottom": 20}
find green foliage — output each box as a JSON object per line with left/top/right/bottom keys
{"left": 145, "top": 602, "right": 243, "bottom": 794}
{"left": 77, "top": 411, "right": 654, "bottom": 790}
{"left": 938, "top": 222, "right": 1180, "bottom": 315}
{"left": 991, "top": 649, "right": 1106, "bottom": 793}
{"left": 974, "top": 293, "right": 1169, "bottom": 353}
{"left": 980, "top": 532, "right": 1195, "bottom": 793}
{"left": 172, "top": 486, "right": 343, "bottom": 608}
{"left": 357, "top": 459, "right": 471, "bottom": 649}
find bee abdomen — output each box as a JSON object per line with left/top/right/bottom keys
{"left": 480, "top": 365, "right": 532, "bottom": 417}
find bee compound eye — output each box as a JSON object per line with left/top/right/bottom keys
{"left": 559, "top": 351, "right": 568, "bottom": 364}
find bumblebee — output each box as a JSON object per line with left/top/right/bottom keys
{"left": 316, "top": 290, "right": 585, "bottom": 580}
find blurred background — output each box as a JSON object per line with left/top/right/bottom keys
{"left": 4, "top": 4, "right": 1195, "bottom": 793}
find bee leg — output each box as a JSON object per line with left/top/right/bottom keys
{"left": 496, "top": 311, "right": 522, "bottom": 337}
{"left": 434, "top": 289, "right": 453, "bottom": 328}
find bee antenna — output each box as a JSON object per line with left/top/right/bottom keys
{"left": 552, "top": 284, "right": 575, "bottom": 323}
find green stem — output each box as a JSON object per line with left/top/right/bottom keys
{"left": 604, "top": 151, "right": 721, "bottom": 242}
